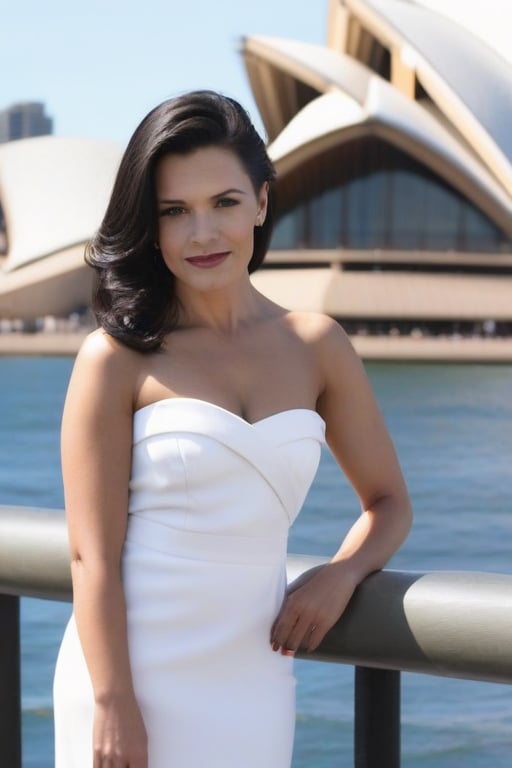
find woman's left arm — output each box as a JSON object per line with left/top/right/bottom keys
{"left": 271, "top": 318, "right": 412, "bottom": 654}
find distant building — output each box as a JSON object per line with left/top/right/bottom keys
{"left": 0, "top": 102, "right": 53, "bottom": 143}
{"left": 244, "top": 0, "right": 512, "bottom": 338}
{"left": 0, "top": 135, "right": 121, "bottom": 320}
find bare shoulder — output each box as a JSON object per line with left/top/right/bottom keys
{"left": 283, "top": 311, "right": 370, "bottom": 404}
{"left": 76, "top": 328, "right": 135, "bottom": 364}
{"left": 68, "top": 329, "right": 142, "bottom": 412}
{"left": 284, "top": 310, "right": 335, "bottom": 339}
{"left": 285, "top": 311, "right": 356, "bottom": 360}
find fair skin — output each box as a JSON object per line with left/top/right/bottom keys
{"left": 62, "top": 145, "right": 412, "bottom": 767}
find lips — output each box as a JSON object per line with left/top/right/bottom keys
{"left": 185, "top": 252, "right": 230, "bottom": 268}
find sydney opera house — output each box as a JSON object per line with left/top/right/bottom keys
{"left": 1, "top": 0, "right": 511, "bottom": 345}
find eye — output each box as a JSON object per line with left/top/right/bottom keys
{"left": 159, "top": 206, "right": 187, "bottom": 217}
{"left": 216, "top": 197, "right": 239, "bottom": 208}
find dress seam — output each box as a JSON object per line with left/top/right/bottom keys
{"left": 175, "top": 436, "right": 192, "bottom": 530}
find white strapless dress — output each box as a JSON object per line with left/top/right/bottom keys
{"left": 53, "top": 398, "right": 325, "bottom": 767}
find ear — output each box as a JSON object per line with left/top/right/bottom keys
{"left": 255, "top": 181, "right": 269, "bottom": 226}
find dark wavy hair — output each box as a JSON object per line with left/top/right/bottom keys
{"left": 86, "top": 90, "right": 276, "bottom": 352}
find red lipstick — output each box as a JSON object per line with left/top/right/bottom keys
{"left": 185, "top": 252, "right": 230, "bottom": 269}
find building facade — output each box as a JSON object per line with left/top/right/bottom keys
{"left": 243, "top": 0, "right": 512, "bottom": 338}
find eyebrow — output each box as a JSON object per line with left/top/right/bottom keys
{"left": 157, "top": 187, "right": 247, "bottom": 205}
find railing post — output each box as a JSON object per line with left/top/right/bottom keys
{"left": 354, "top": 666, "right": 400, "bottom": 768}
{"left": 0, "top": 594, "right": 22, "bottom": 767}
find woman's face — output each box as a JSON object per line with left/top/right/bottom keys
{"left": 154, "top": 146, "right": 268, "bottom": 294}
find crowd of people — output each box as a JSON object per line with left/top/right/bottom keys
{"left": 0, "top": 312, "right": 508, "bottom": 340}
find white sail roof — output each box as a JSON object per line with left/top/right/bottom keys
{"left": 0, "top": 136, "right": 120, "bottom": 272}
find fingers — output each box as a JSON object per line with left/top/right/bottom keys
{"left": 94, "top": 751, "right": 146, "bottom": 767}
{"left": 271, "top": 563, "right": 356, "bottom": 655}
{"left": 271, "top": 598, "right": 325, "bottom": 654}
{"left": 93, "top": 739, "right": 147, "bottom": 767}
{"left": 306, "top": 623, "right": 321, "bottom": 653}
{"left": 287, "top": 623, "right": 321, "bottom": 654}
{"left": 272, "top": 618, "right": 324, "bottom": 655}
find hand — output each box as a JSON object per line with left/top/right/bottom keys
{"left": 270, "top": 562, "right": 356, "bottom": 654}
{"left": 93, "top": 696, "right": 148, "bottom": 768}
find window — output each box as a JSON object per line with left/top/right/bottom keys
{"left": 271, "top": 138, "right": 511, "bottom": 254}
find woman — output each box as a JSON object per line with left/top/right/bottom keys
{"left": 53, "top": 90, "right": 412, "bottom": 768}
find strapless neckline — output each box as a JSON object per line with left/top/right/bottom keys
{"left": 134, "top": 396, "right": 325, "bottom": 429}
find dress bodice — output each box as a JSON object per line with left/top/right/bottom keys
{"left": 128, "top": 398, "right": 325, "bottom": 537}
{"left": 56, "top": 398, "right": 324, "bottom": 768}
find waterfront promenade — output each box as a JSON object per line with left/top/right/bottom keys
{"left": 1, "top": 330, "right": 512, "bottom": 362}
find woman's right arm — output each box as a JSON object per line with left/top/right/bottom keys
{"left": 61, "top": 330, "right": 147, "bottom": 767}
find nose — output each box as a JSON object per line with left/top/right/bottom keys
{"left": 190, "top": 210, "right": 218, "bottom": 246}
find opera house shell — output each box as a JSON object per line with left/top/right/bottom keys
{"left": 0, "top": 136, "right": 121, "bottom": 320}
{"left": 1, "top": 0, "right": 511, "bottom": 346}
{"left": 246, "top": 0, "right": 512, "bottom": 338}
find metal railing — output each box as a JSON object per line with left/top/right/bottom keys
{"left": 2, "top": 505, "right": 512, "bottom": 767}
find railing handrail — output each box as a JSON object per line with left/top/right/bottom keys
{"left": 2, "top": 505, "right": 512, "bottom": 685}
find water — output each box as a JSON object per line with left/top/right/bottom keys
{"left": 1, "top": 356, "right": 511, "bottom": 767}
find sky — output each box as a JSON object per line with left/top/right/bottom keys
{"left": 0, "top": 0, "right": 328, "bottom": 147}
{"left": 2, "top": 0, "right": 511, "bottom": 150}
